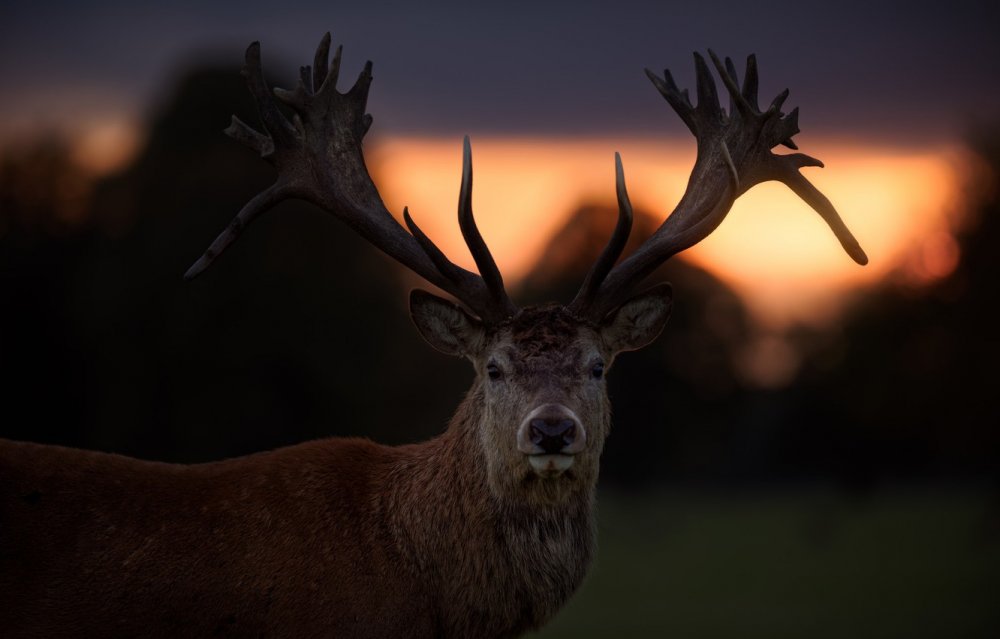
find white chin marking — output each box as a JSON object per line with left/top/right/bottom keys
{"left": 528, "top": 454, "right": 574, "bottom": 477}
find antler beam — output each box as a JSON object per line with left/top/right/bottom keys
{"left": 185, "top": 34, "right": 516, "bottom": 323}
{"left": 571, "top": 51, "right": 867, "bottom": 320}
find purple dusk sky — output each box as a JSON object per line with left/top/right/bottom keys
{"left": 1, "top": 0, "right": 997, "bottom": 145}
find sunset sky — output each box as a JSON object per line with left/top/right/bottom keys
{"left": 1, "top": 0, "right": 995, "bottom": 327}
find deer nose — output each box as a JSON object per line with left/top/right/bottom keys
{"left": 517, "top": 403, "right": 587, "bottom": 457}
{"left": 529, "top": 417, "right": 578, "bottom": 454}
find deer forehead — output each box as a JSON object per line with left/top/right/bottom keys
{"left": 490, "top": 306, "right": 599, "bottom": 374}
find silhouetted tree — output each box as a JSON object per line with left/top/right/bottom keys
{"left": 0, "top": 66, "right": 470, "bottom": 462}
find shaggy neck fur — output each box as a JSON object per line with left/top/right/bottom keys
{"left": 383, "top": 385, "right": 598, "bottom": 638}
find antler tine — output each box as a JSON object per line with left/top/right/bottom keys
{"left": 768, "top": 88, "right": 790, "bottom": 115}
{"left": 242, "top": 42, "right": 298, "bottom": 151}
{"left": 708, "top": 49, "right": 752, "bottom": 120}
{"left": 724, "top": 56, "right": 739, "bottom": 117}
{"left": 403, "top": 207, "right": 468, "bottom": 285}
{"left": 312, "top": 32, "right": 331, "bottom": 91}
{"left": 457, "top": 136, "right": 517, "bottom": 317}
{"left": 778, "top": 156, "right": 868, "bottom": 264}
{"left": 186, "top": 34, "right": 517, "bottom": 324}
{"left": 692, "top": 52, "right": 722, "bottom": 122}
{"left": 645, "top": 68, "right": 695, "bottom": 135}
{"left": 225, "top": 115, "right": 273, "bottom": 157}
{"left": 184, "top": 184, "right": 289, "bottom": 281}
{"left": 568, "top": 152, "right": 633, "bottom": 313}
{"left": 576, "top": 50, "right": 867, "bottom": 320}
{"left": 742, "top": 54, "right": 760, "bottom": 111}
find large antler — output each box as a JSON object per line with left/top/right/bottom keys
{"left": 184, "top": 34, "right": 517, "bottom": 323}
{"left": 570, "top": 51, "right": 867, "bottom": 320}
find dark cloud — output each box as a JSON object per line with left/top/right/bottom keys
{"left": 1, "top": 0, "right": 997, "bottom": 143}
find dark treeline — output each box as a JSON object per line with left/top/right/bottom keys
{"left": 1, "top": 65, "right": 996, "bottom": 488}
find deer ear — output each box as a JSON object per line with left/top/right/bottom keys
{"left": 409, "top": 289, "right": 486, "bottom": 358}
{"left": 600, "top": 283, "right": 673, "bottom": 354}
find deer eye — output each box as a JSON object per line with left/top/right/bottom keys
{"left": 591, "top": 362, "right": 605, "bottom": 380}
{"left": 486, "top": 362, "right": 503, "bottom": 381}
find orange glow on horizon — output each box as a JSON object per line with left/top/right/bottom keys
{"left": 71, "top": 119, "right": 142, "bottom": 176}
{"left": 55, "top": 122, "right": 963, "bottom": 329}
{"left": 371, "top": 136, "right": 962, "bottom": 327}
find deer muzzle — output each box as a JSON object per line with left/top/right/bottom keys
{"left": 517, "top": 404, "right": 586, "bottom": 477}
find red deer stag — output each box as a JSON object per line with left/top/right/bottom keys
{"left": 0, "top": 33, "right": 866, "bottom": 638}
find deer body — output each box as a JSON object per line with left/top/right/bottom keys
{"left": 4, "top": 437, "right": 445, "bottom": 637}
{"left": 2, "top": 408, "right": 591, "bottom": 637}
{"left": 1, "top": 31, "right": 866, "bottom": 638}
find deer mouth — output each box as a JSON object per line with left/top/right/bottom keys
{"left": 527, "top": 453, "right": 575, "bottom": 477}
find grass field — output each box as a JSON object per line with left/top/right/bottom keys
{"left": 529, "top": 487, "right": 1000, "bottom": 638}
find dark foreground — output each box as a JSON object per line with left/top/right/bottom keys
{"left": 531, "top": 486, "right": 1000, "bottom": 639}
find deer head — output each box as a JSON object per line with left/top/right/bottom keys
{"left": 409, "top": 285, "right": 671, "bottom": 504}
{"left": 185, "top": 33, "right": 866, "bottom": 505}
